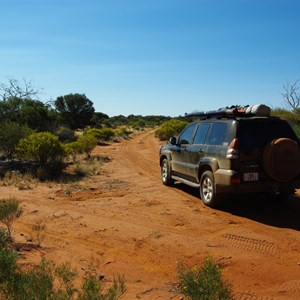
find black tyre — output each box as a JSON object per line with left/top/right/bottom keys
{"left": 199, "top": 171, "right": 219, "bottom": 207}
{"left": 161, "top": 158, "right": 174, "bottom": 186}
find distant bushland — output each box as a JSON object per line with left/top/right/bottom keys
{"left": 155, "top": 119, "right": 188, "bottom": 141}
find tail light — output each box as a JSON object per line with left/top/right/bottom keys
{"left": 226, "top": 138, "right": 239, "bottom": 159}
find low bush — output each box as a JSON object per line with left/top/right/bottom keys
{"left": 31, "top": 220, "right": 46, "bottom": 247}
{"left": 73, "top": 155, "right": 108, "bottom": 177}
{"left": 178, "top": 256, "right": 233, "bottom": 300}
{"left": 0, "top": 253, "right": 126, "bottom": 299}
{"left": 63, "top": 141, "right": 83, "bottom": 162}
{"left": 76, "top": 134, "right": 98, "bottom": 159}
{"left": 16, "top": 132, "right": 66, "bottom": 167}
{"left": 0, "top": 171, "right": 36, "bottom": 189}
{"left": 78, "top": 274, "right": 125, "bottom": 300}
{"left": 73, "top": 161, "right": 101, "bottom": 177}
{"left": 84, "top": 128, "right": 116, "bottom": 142}
{"left": 115, "top": 126, "right": 133, "bottom": 139}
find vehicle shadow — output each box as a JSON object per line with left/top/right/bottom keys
{"left": 172, "top": 183, "right": 300, "bottom": 231}
{"left": 218, "top": 194, "right": 300, "bottom": 231}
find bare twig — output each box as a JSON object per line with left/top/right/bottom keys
{"left": 282, "top": 80, "right": 300, "bottom": 111}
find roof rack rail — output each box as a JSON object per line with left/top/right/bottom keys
{"left": 185, "top": 104, "right": 271, "bottom": 119}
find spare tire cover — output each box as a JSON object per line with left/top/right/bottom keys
{"left": 263, "top": 138, "right": 300, "bottom": 182}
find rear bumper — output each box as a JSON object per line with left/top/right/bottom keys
{"left": 214, "top": 169, "right": 300, "bottom": 194}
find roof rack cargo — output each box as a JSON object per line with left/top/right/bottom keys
{"left": 185, "top": 104, "right": 271, "bottom": 119}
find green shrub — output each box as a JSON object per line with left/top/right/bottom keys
{"left": 63, "top": 141, "right": 83, "bottom": 162}
{"left": 78, "top": 274, "right": 126, "bottom": 300}
{"left": 0, "top": 252, "right": 126, "bottom": 299}
{"left": 84, "top": 128, "right": 116, "bottom": 142}
{"left": 272, "top": 108, "right": 300, "bottom": 138}
{"left": 292, "top": 124, "right": 300, "bottom": 138}
{"left": 155, "top": 119, "right": 188, "bottom": 141}
{"left": 0, "top": 228, "right": 10, "bottom": 250}
{"left": 16, "top": 132, "right": 65, "bottom": 166}
{"left": 115, "top": 126, "right": 133, "bottom": 139}
{"left": 57, "top": 127, "right": 77, "bottom": 143}
{"left": 178, "top": 256, "right": 233, "bottom": 300}
{"left": 0, "top": 247, "right": 17, "bottom": 289}
{"left": 0, "top": 197, "right": 23, "bottom": 240}
{"left": 76, "top": 134, "right": 98, "bottom": 159}
{"left": 13, "top": 259, "right": 55, "bottom": 300}
{"left": 271, "top": 108, "right": 300, "bottom": 124}
{"left": 131, "top": 120, "right": 146, "bottom": 130}
{"left": 54, "top": 262, "right": 77, "bottom": 298}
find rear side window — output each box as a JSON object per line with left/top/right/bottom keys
{"left": 193, "top": 123, "right": 210, "bottom": 144}
{"left": 238, "top": 119, "right": 298, "bottom": 150}
{"left": 206, "top": 123, "right": 228, "bottom": 145}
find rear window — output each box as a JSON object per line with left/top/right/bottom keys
{"left": 238, "top": 119, "right": 297, "bottom": 150}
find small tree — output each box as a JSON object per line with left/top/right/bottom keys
{"left": 0, "top": 78, "right": 41, "bottom": 101}
{"left": 0, "top": 121, "right": 33, "bottom": 158}
{"left": 54, "top": 93, "right": 95, "bottom": 129}
{"left": 282, "top": 80, "right": 300, "bottom": 111}
{"left": 0, "top": 197, "right": 23, "bottom": 240}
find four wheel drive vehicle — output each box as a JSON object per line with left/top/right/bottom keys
{"left": 159, "top": 104, "right": 300, "bottom": 207}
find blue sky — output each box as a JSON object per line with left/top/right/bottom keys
{"left": 0, "top": 0, "right": 299, "bottom": 117}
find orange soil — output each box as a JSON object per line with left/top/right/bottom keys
{"left": 2, "top": 130, "right": 300, "bottom": 299}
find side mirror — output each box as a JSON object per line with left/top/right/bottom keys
{"left": 179, "top": 139, "right": 189, "bottom": 145}
{"left": 169, "top": 137, "right": 177, "bottom": 145}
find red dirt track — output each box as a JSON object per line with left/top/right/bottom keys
{"left": 3, "top": 130, "right": 300, "bottom": 299}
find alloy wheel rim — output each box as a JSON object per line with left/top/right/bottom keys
{"left": 162, "top": 162, "right": 168, "bottom": 181}
{"left": 203, "top": 177, "right": 213, "bottom": 201}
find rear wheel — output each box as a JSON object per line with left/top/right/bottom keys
{"left": 161, "top": 158, "right": 174, "bottom": 186}
{"left": 199, "top": 171, "right": 219, "bottom": 207}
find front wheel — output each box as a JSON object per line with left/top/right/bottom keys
{"left": 161, "top": 158, "right": 174, "bottom": 186}
{"left": 199, "top": 171, "right": 219, "bottom": 207}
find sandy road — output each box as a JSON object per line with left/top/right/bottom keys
{"left": 5, "top": 130, "right": 300, "bottom": 299}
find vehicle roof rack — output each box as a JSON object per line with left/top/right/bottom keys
{"left": 185, "top": 104, "right": 271, "bottom": 119}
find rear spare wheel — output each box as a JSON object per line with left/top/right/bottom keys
{"left": 263, "top": 138, "right": 300, "bottom": 182}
